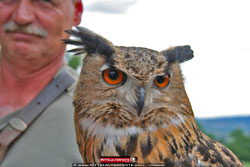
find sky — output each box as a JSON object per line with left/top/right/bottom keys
{"left": 79, "top": 0, "right": 250, "bottom": 118}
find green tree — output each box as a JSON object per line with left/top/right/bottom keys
{"left": 65, "top": 53, "right": 82, "bottom": 70}
{"left": 68, "top": 55, "right": 82, "bottom": 70}
{"left": 226, "top": 129, "right": 250, "bottom": 161}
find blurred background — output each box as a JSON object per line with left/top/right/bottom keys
{"left": 65, "top": 0, "right": 250, "bottom": 165}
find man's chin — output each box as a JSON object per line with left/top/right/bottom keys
{"left": 7, "top": 43, "right": 43, "bottom": 61}
{"left": 13, "top": 42, "right": 37, "bottom": 52}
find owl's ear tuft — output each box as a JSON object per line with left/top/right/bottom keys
{"left": 63, "top": 26, "right": 115, "bottom": 64}
{"left": 161, "top": 45, "right": 194, "bottom": 64}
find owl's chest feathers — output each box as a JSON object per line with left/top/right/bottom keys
{"left": 81, "top": 117, "right": 199, "bottom": 161}
{"left": 79, "top": 118, "right": 243, "bottom": 166}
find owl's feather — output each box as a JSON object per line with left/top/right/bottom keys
{"left": 65, "top": 26, "right": 243, "bottom": 167}
{"left": 64, "top": 26, "right": 115, "bottom": 65}
{"left": 162, "top": 45, "right": 194, "bottom": 64}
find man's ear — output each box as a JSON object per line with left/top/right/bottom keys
{"left": 73, "top": 0, "right": 83, "bottom": 25}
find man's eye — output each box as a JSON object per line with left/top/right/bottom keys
{"left": 41, "top": 0, "right": 52, "bottom": 3}
{"left": 33, "top": 0, "right": 53, "bottom": 4}
{"left": 33, "top": 0, "right": 55, "bottom": 6}
{"left": 0, "top": 0, "right": 14, "bottom": 3}
{"left": 38, "top": 0, "right": 63, "bottom": 5}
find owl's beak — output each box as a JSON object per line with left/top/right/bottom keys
{"left": 136, "top": 87, "right": 145, "bottom": 116}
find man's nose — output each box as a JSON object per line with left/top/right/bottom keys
{"left": 12, "top": 0, "right": 35, "bottom": 25}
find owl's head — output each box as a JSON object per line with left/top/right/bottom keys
{"left": 64, "top": 27, "right": 194, "bottom": 128}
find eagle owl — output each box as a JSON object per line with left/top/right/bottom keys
{"left": 64, "top": 27, "right": 243, "bottom": 166}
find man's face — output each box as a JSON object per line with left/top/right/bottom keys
{"left": 0, "top": 0, "right": 80, "bottom": 70}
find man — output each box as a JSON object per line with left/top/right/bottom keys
{"left": 0, "top": 0, "right": 83, "bottom": 166}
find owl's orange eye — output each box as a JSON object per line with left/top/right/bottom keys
{"left": 154, "top": 74, "right": 170, "bottom": 88}
{"left": 103, "top": 69, "right": 126, "bottom": 85}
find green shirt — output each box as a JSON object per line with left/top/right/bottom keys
{"left": 0, "top": 66, "right": 83, "bottom": 167}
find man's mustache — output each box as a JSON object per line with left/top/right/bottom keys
{"left": 3, "top": 21, "right": 48, "bottom": 38}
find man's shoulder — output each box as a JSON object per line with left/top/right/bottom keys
{"left": 56, "top": 65, "right": 78, "bottom": 98}
{"left": 1, "top": 65, "right": 82, "bottom": 167}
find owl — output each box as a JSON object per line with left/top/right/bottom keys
{"left": 64, "top": 27, "right": 243, "bottom": 167}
